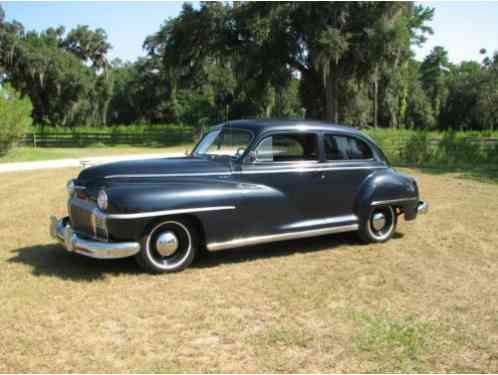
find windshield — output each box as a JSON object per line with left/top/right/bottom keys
{"left": 193, "top": 127, "right": 253, "bottom": 159}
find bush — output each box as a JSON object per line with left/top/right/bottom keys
{"left": 366, "top": 128, "right": 498, "bottom": 168}
{"left": 0, "top": 84, "right": 32, "bottom": 155}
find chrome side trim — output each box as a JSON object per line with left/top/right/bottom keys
{"left": 104, "top": 165, "right": 387, "bottom": 179}
{"left": 106, "top": 206, "right": 236, "bottom": 220}
{"left": 105, "top": 172, "right": 231, "bottom": 179}
{"left": 282, "top": 214, "right": 358, "bottom": 230}
{"left": 371, "top": 197, "right": 418, "bottom": 206}
{"left": 207, "top": 223, "right": 359, "bottom": 251}
{"left": 235, "top": 165, "right": 386, "bottom": 175}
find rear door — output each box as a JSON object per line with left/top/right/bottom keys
{"left": 318, "top": 133, "right": 385, "bottom": 217}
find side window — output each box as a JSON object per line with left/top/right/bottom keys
{"left": 324, "top": 134, "right": 373, "bottom": 161}
{"left": 255, "top": 133, "right": 319, "bottom": 162}
{"left": 348, "top": 137, "right": 373, "bottom": 159}
{"left": 324, "top": 134, "right": 347, "bottom": 160}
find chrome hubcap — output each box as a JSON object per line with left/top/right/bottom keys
{"left": 156, "top": 231, "right": 179, "bottom": 257}
{"left": 372, "top": 212, "right": 386, "bottom": 231}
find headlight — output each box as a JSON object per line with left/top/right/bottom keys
{"left": 67, "top": 179, "right": 76, "bottom": 196}
{"left": 97, "top": 189, "right": 108, "bottom": 211}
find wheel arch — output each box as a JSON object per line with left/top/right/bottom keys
{"left": 141, "top": 214, "right": 206, "bottom": 244}
{"left": 354, "top": 169, "right": 418, "bottom": 221}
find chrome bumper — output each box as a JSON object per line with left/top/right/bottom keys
{"left": 49, "top": 216, "right": 141, "bottom": 259}
{"left": 417, "top": 201, "right": 428, "bottom": 215}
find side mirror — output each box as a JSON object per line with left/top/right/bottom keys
{"left": 245, "top": 151, "right": 257, "bottom": 164}
{"left": 184, "top": 149, "right": 190, "bottom": 156}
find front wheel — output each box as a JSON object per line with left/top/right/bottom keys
{"left": 358, "top": 205, "right": 397, "bottom": 243}
{"left": 135, "top": 218, "right": 198, "bottom": 273}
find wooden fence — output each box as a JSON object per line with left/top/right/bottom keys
{"left": 380, "top": 136, "right": 498, "bottom": 151}
{"left": 21, "top": 129, "right": 195, "bottom": 147}
{"left": 19, "top": 131, "right": 498, "bottom": 155}
{"left": 375, "top": 135, "right": 498, "bottom": 166}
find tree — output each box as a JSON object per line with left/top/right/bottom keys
{"left": 0, "top": 6, "right": 113, "bottom": 127}
{"left": 0, "top": 84, "right": 32, "bottom": 154}
{"left": 420, "top": 46, "right": 450, "bottom": 117}
{"left": 440, "top": 51, "right": 498, "bottom": 131}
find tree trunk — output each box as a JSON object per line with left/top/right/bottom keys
{"left": 102, "top": 99, "right": 110, "bottom": 126}
{"left": 325, "top": 61, "right": 339, "bottom": 123}
{"left": 373, "top": 75, "right": 378, "bottom": 128}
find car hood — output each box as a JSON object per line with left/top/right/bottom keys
{"left": 77, "top": 156, "right": 231, "bottom": 186}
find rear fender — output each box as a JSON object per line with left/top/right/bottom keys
{"left": 354, "top": 169, "right": 419, "bottom": 221}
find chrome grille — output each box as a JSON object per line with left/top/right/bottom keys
{"left": 68, "top": 197, "right": 108, "bottom": 241}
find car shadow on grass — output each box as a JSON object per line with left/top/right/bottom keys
{"left": 8, "top": 244, "right": 140, "bottom": 281}
{"left": 9, "top": 232, "right": 405, "bottom": 280}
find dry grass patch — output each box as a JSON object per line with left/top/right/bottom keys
{"left": 0, "top": 167, "right": 497, "bottom": 372}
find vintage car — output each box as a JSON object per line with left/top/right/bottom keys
{"left": 50, "top": 119, "right": 428, "bottom": 273}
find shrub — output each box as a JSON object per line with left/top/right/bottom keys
{"left": 0, "top": 84, "right": 32, "bottom": 155}
{"left": 401, "top": 131, "right": 432, "bottom": 165}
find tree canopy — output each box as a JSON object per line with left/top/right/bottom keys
{"left": 0, "top": 2, "right": 497, "bottom": 131}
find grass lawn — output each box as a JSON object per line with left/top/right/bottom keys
{"left": 0, "top": 144, "right": 194, "bottom": 164}
{"left": 0, "top": 167, "right": 497, "bottom": 372}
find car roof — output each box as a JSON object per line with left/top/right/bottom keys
{"left": 214, "top": 118, "right": 364, "bottom": 136}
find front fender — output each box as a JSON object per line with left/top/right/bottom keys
{"left": 355, "top": 168, "right": 419, "bottom": 221}
{"left": 106, "top": 178, "right": 242, "bottom": 214}
{"left": 102, "top": 178, "right": 263, "bottom": 244}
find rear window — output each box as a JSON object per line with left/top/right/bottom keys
{"left": 324, "top": 134, "right": 373, "bottom": 161}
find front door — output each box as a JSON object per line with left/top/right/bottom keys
{"left": 236, "top": 131, "right": 325, "bottom": 236}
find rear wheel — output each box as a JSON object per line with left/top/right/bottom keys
{"left": 358, "top": 205, "right": 397, "bottom": 243}
{"left": 135, "top": 218, "right": 198, "bottom": 273}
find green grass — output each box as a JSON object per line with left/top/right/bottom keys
{"left": 0, "top": 144, "right": 194, "bottom": 163}
{"left": 352, "top": 310, "right": 435, "bottom": 372}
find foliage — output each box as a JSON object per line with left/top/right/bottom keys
{"left": 365, "top": 128, "right": 498, "bottom": 167}
{"left": 0, "top": 13, "right": 112, "bottom": 127}
{"left": 0, "top": 84, "right": 32, "bottom": 155}
{"left": 0, "top": 3, "right": 497, "bottom": 133}
{"left": 440, "top": 51, "right": 498, "bottom": 131}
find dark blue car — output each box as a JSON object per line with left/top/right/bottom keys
{"left": 50, "top": 119, "right": 428, "bottom": 273}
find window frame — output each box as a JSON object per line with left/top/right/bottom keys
{"left": 192, "top": 127, "right": 255, "bottom": 160}
{"left": 321, "top": 132, "right": 377, "bottom": 163}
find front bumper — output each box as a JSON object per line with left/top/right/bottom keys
{"left": 49, "top": 216, "right": 141, "bottom": 259}
{"left": 417, "top": 201, "right": 428, "bottom": 215}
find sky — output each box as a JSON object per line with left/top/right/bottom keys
{"left": 2, "top": 1, "right": 498, "bottom": 64}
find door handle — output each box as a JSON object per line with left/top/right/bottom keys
{"left": 312, "top": 171, "right": 326, "bottom": 180}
